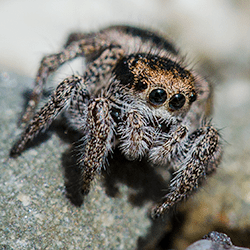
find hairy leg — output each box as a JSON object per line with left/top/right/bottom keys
{"left": 151, "top": 124, "right": 222, "bottom": 219}
{"left": 21, "top": 35, "right": 122, "bottom": 125}
{"left": 149, "top": 123, "right": 189, "bottom": 166}
{"left": 66, "top": 45, "right": 124, "bottom": 130}
{"left": 79, "top": 98, "right": 115, "bottom": 195}
{"left": 10, "top": 75, "right": 89, "bottom": 156}
{"left": 117, "top": 109, "right": 157, "bottom": 161}
{"left": 64, "top": 32, "right": 91, "bottom": 47}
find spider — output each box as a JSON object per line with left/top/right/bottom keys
{"left": 10, "top": 25, "right": 222, "bottom": 218}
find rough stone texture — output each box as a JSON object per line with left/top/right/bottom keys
{"left": 1, "top": 1, "right": 250, "bottom": 250}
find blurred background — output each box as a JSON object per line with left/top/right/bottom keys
{"left": 1, "top": 0, "right": 249, "bottom": 77}
{"left": 0, "top": 0, "right": 250, "bottom": 249}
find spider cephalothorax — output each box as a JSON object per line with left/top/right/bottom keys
{"left": 10, "top": 25, "right": 222, "bottom": 218}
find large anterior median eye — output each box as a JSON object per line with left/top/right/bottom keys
{"left": 149, "top": 88, "right": 167, "bottom": 105}
{"left": 169, "top": 93, "right": 186, "bottom": 110}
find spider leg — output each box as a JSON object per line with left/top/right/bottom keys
{"left": 118, "top": 109, "right": 156, "bottom": 160}
{"left": 66, "top": 45, "right": 124, "bottom": 130}
{"left": 64, "top": 32, "right": 91, "bottom": 47}
{"left": 83, "top": 45, "right": 124, "bottom": 90}
{"left": 10, "top": 75, "right": 89, "bottom": 157}
{"left": 151, "top": 124, "right": 222, "bottom": 219}
{"left": 12, "top": 40, "right": 123, "bottom": 155}
{"left": 149, "top": 124, "right": 189, "bottom": 166}
{"left": 79, "top": 98, "right": 115, "bottom": 195}
{"left": 21, "top": 34, "right": 122, "bottom": 125}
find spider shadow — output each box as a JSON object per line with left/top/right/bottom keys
{"left": 62, "top": 143, "right": 177, "bottom": 250}
{"left": 104, "top": 148, "right": 171, "bottom": 207}
{"left": 61, "top": 140, "right": 171, "bottom": 210}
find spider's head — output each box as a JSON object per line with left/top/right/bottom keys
{"left": 113, "top": 53, "right": 197, "bottom": 119}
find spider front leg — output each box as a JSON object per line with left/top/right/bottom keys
{"left": 79, "top": 98, "right": 115, "bottom": 195}
{"left": 10, "top": 75, "right": 89, "bottom": 156}
{"left": 151, "top": 124, "right": 222, "bottom": 219}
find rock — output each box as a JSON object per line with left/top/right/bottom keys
{"left": 186, "top": 231, "right": 250, "bottom": 250}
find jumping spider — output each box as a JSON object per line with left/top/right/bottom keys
{"left": 10, "top": 25, "right": 222, "bottom": 218}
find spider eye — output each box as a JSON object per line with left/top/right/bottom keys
{"left": 169, "top": 93, "right": 186, "bottom": 110}
{"left": 189, "top": 91, "right": 197, "bottom": 103}
{"left": 111, "top": 108, "right": 121, "bottom": 123}
{"left": 149, "top": 89, "right": 167, "bottom": 105}
{"left": 135, "top": 80, "right": 148, "bottom": 90}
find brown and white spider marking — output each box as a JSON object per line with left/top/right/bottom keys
{"left": 10, "top": 25, "right": 222, "bottom": 218}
